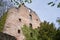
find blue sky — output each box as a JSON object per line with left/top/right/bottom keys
{"left": 25, "top": 0, "right": 60, "bottom": 28}
{"left": 1, "top": 0, "right": 60, "bottom": 28}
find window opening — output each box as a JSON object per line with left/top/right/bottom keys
{"left": 19, "top": 18, "right": 21, "bottom": 22}
{"left": 29, "top": 14, "right": 32, "bottom": 20}
{"left": 18, "top": 29, "right": 20, "bottom": 33}
{"left": 29, "top": 23, "right": 32, "bottom": 28}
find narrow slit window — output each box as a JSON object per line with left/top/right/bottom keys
{"left": 18, "top": 30, "right": 20, "bottom": 34}
{"left": 29, "top": 14, "right": 32, "bottom": 20}
{"left": 29, "top": 23, "right": 32, "bottom": 28}
{"left": 30, "top": 32, "right": 33, "bottom": 37}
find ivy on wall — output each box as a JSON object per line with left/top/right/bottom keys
{"left": 22, "top": 25, "right": 38, "bottom": 40}
{"left": 0, "top": 12, "right": 8, "bottom": 32}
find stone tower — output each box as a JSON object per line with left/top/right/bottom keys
{"left": 3, "top": 4, "right": 41, "bottom": 40}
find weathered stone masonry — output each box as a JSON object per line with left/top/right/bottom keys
{"left": 3, "top": 4, "right": 41, "bottom": 40}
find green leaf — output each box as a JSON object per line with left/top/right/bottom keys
{"left": 48, "top": 2, "right": 53, "bottom": 5}
{"left": 15, "top": 1, "right": 19, "bottom": 5}
{"left": 28, "top": 0, "right": 32, "bottom": 3}
{"left": 57, "top": 3, "right": 60, "bottom": 8}
{"left": 56, "top": 17, "right": 60, "bottom": 25}
{"left": 25, "top": 0, "right": 32, "bottom": 3}
{"left": 51, "top": 3, "right": 55, "bottom": 6}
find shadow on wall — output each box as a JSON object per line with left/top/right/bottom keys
{"left": 0, "top": 32, "right": 17, "bottom": 40}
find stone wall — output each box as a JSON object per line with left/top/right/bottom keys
{"left": 3, "top": 4, "right": 41, "bottom": 40}
{"left": 0, "top": 32, "right": 16, "bottom": 40}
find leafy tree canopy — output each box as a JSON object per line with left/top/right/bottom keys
{"left": 22, "top": 21, "right": 58, "bottom": 40}
{"left": 48, "top": 0, "right": 60, "bottom": 8}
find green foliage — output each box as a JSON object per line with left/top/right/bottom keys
{"left": 0, "top": 12, "right": 8, "bottom": 32}
{"left": 56, "top": 17, "right": 60, "bottom": 25}
{"left": 48, "top": 2, "right": 55, "bottom": 7}
{"left": 38, "top": 21, "right": 56, "bottom": 40}
{"left": 22, "top": 21, "right": 57, "bottom": 40}
{"left": 55, "top": 18, "right": 60, "bottom": 40}
{"left": 51, "top": 3, "right": 55, "bottom": 6}
{"left": 48, "top": 1, "right": 60, "bottom": 8}
{"left": 48, "top": 2, "right": 53, "bottom": 5}
{"left": 22, "top": 25, "right": 39, "bottom": 40}
{"left": 11, "top": 0, "right": 32, "bottom": 5}
{"left": 57, "top": 3, "right": 60, "bottom": 8}
{"left": 54, "top": 28, "right": 60, "bottom": 40}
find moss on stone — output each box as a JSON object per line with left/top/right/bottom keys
{"left": 0, "top": 12, "right": 8, "bottom": 32}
